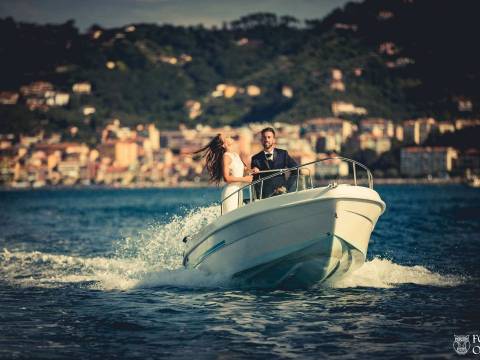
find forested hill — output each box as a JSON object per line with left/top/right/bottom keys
{"left": 1, "top": 0, "right": 478, "bottom": 134}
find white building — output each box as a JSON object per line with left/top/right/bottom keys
{"left": 360, "top": 118, "right": 394, "bottom": 138}
{"left": 315, "top": 156, "right": 349, "bottom": 179}
{"left": 331, "top": 101, "right": 367, "bottom": 116}
{"left": 72, "top": 82, "right": 92, "bottom": 94}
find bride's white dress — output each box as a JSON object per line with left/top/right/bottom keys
{"left": 221, "top": 152, "right": 244, "bottom": 214}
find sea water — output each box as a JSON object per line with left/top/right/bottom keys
{"left": 0, "top": 186, "right": 479, "bottom": 358}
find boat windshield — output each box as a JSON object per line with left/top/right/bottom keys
{"left": 220, "top": 156, "right": 373, "bottom": 215}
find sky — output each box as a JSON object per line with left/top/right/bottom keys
{"left": 0, "top": 0, "right": 352, "bottom": 31}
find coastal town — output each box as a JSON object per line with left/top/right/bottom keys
{"left": 2, "top": 2, "right": 480, "bottom": 359}
{"left": 1, "top": 79, "right": 479, "bottom": 188}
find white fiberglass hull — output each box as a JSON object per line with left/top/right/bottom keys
{"left": 183, "top": 184, "right": 386, "bottom": 289}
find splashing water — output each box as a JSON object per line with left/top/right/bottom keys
{"left": 328, "top": 257, "right": 464, "bottom": 289}
{"left": 0, "top": 204, "right": 464, "bottom": 291}
{"left": 1, "top": 205, "right": 224, "bottom": 290}
{"left": 114, "top": 205, "right": 220, "bottom": 269}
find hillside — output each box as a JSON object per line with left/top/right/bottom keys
{"left": 0, "top": 0, "right": 478, "bottom": 137}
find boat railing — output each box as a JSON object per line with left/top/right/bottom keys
{"left": 220, "top": 156, "right": 374, "bottom": 215}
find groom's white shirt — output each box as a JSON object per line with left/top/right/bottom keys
{"left": 263, "top": 148, "right": 275, "bottom": 160}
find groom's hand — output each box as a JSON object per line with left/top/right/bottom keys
{"left": 273, "top": 186, "right": 287, "bottom": 195}
{"left": 250, "top": 167, "right": 260, "bottom": 175}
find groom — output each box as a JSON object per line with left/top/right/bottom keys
{"left": 251, "top": 127, "right": 298, "bottom": 199}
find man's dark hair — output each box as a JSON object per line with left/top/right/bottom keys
{"left": 261, "top": 127, "right": 276, "bottom": 137}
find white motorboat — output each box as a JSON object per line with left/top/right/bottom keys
{"left": 466, "top": 175, "right": 480, "bottom": 188}
{"left": 183, "top": 157, "right": 386, "bottom": 289}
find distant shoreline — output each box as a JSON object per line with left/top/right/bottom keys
{"left": 370, "top": 177, "right": 463, "bottom": 185}
{"left": 0, "top": 177, "right": 466, "bottom": 191}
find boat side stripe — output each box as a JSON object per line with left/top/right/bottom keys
{"left": 193, "top": 240, "right": 226, "bottom": 268}
{"left": 342, "top": 209, "right": 374, "bottom": 226}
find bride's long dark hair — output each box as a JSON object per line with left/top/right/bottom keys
{"left": 193, "top": 134, "right": 225, "bottom": 184}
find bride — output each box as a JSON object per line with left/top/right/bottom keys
{"left": 194, "top": 134, "right": 253, "bottom": 214}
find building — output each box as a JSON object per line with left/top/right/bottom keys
{"left": 288, "top": 152, "right": 316, "bottom": 179}
{"left": 224, "top": 85, "right": 238, "bottom": 98}
{"left": 358, "top": 134, "right": 391, "bottom": 154}
{"left": 185, "top": 100, "right": 202, "bottom": 119}
{"left": 304, "top": 118, "right": 355, "bottom": 142}
{"left": 148, "top": 124, "right": 160, "bottom": 151}
{"left": 378, "top": 42, "right": 398, "bottom": 56}
{"left": 72, "top": 82, "right": 92, "bottom": 94}
{"left": 0, "top": 134, "right": 14, "bottom": 150}
{"left": 400, "top": 147, "right": 457, "bottom": 177}
{"left": 457, "top": 99, "right": 473, "bottom": 112}
{"left": 313, "top": 132, "right": 342, "bottom": 153}
{"left": 83, "top": 106, "right": 96, "bottom": 116}
{"left": 456, "top": 149, "right": 480, "bottom": 175}
{"left": 360, "top": 118, "right": 394, "bottom": 138}
{"left": 395, "top": 125, "right": 404, "bottom": 141}
{"left": 115, "top": 141, "right": 138, "bottom": 168}
{"left": 331, "top": 102, "right": 367, "bottom": 116}
{"left": 330, "top": 69, "right": 345, "bottom": 92}
{"left": 45, "top": 92, "right": 70, "bottom": 106}
{"left": 57, "top": 160, "right": 81, "bottom": 183}
{"left": 211, "top": 84, "right": 238, "bottom": 98}
{"left": 237, "top": 128, "right": 253, "bottom": 157}
{"left": 102, "top": 166, "right": 132, "bottom": 185}
{"left": 246, "top": 85, "right": 261, "bottom": 97}
{"left": 455, "top": 119, "right": 480, "bottom": 130}
{"left": 26, "top": 98, "right": 47, "bottom": 111}
{"left": 159, "top": 55, "right": 178, "bottom": 65}
{"left": 315, "top": 156, "right": 349, "bottom": 179}
{"left": 20, "top": 81, "right": 53, "bottom": 97}
{"left": 282, "top": 86, "right": 293, "bottom": 98}
{"left": 378, "top": 10, "right": 394, "bottom": 20}
{"left": 179, "top": 54, "right": 193, "bottom": 63}
{"left": 437, "top": 121, "right": 455, "bottom": 134}
{"left": 20, "top": 133, "right": 44, "bottom": 147}
{"left": 0, "top": 91, "right": 19, "bottom": 105}
{"left": 402, "top": 120, "right": 418, "bottom": 144}
{"left": 403, "top": 118, "right": 437, "bottom": 145}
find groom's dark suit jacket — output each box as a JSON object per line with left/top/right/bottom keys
{"left": 251, "top": 148, "right": 298, "bottom": 199}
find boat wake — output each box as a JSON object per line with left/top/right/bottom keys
{"left": 0, "top": 205, "right": 465, "bottom": 291}
{"left": 327, "top": 258, "right": 464, "bottom": 289}
{"left": 1, "top": 205, "right": 225, "bottom": 290}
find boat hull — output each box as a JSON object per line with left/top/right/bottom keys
{"left": 183, "top": 185, "right": 385, "bottom": 289}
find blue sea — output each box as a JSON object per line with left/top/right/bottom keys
{"left": 0, "top": 185, "right": 479, "bottom": 359}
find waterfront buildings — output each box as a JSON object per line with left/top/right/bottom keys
{"left": 400, "top": 147, "right": 458, "bottom": 177}
{"left": 1, "top": 114, "right": 479, "bottom": 187}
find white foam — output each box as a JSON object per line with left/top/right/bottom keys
{"left": 0, "top": 205, "right": 465, "bottom": 291}
{"left": 132, "top": 269, "right": 230, "bottom": 290}
{"left": 328, "top": 257, "right": 465, "bottom": 288}
{"left": 114, "top": 205, "right": 220, "bottom": 269}
{"left": 1, "top": 249, "right": 146, "bottom": 289}
{"left": 0, "top": 205, "right": 222, "bottom": 291}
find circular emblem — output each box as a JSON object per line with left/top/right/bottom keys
{"left": 453, "top": 335, "right": 470, "bottom": 355}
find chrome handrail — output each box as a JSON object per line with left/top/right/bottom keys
{"left": 220, "top": 156, "right": 374, "bottom": 215}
